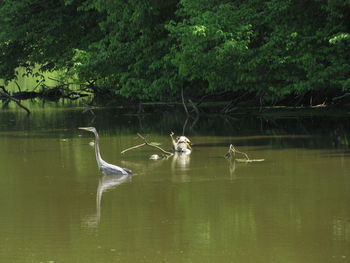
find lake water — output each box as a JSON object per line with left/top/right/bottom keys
{"left": 0, "top": 101, "right": 350, "bottom": 263}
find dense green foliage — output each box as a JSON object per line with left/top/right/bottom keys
{"left": 1, "top": 0, "right": 349, "bottom": 104}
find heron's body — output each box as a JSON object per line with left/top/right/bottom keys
{"left": 79, "top": 127, "right": 132, "bottom": 175}
{"left": 98, "top": 160, "right": 132, "bottom": 175}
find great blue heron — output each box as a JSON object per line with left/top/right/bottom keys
{"left": 79, "top": 127, "right": 132, "bottom": 175}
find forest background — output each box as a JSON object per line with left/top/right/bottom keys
{"left": 0, "top": 0, "right": 349, "bottom": 107}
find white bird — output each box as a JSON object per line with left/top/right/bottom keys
{"left": 170, "top": 132, "right": 192, "bottom": 153}
{"left": 149, "top": 154, "right": 161, "bottom": 160}
{"left": 79, "top": 127, "right": 132, "bottom": 175}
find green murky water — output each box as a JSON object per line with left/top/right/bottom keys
{"left": 0, "top": 102, "right": 350, "bottom": 263}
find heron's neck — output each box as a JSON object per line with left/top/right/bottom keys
{"left": 93, "top": 131, "right": 104, "bottom": 168}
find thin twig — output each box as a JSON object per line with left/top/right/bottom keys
{"left": 48, "top": 77, "right": 64, "bottom": 84}
{"left": 32, "top": 80, "right": 43, "bottom": 91}
{"left": 14, "top": 81, "right": 22, "bottom": 92}
{"left": 137, "top": 133, "right": 174, "bottom": 155}
{"left": 182, "top": 117, "right": 189, "bottom": 135}
{"left": 188, "top": 99, "right": 199, "bottom": 115}
{"left": 121, "top": 143, "right": 147, "bottom": 154}
{"left": 0, "top": 85, "right": 9, "bottom": 94}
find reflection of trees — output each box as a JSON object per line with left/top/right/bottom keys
{"left": 4, "top": 101, "right": 350, "bottom": 152}
{"left": 117, "top": 112, "right": 350, "bottom": 150}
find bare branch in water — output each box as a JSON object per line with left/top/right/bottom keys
{"left": 121, "top": 133, "right": 174, "bottom": 156}
{"left": 225, "top": 144, "right": 249, "bottom": 160}
{"left": 224, "top": 144, "right": 264, "bottom": 163}
{"left": 121, "top": 142, "right": 147, "bottom": 154}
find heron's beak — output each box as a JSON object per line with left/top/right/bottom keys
{"left": 78, "top": 127, "right": 90, "bottom": 131}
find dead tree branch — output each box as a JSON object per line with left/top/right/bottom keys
{"left": 188, "top": 99, "right": 199, "bottom": 115}
{"left": 225, "top": 144, "right": 249, "bottom": 160}
{"left": 0, "top": 90, "right": 31, "bottom": 115}
{"left": 224, "top": 144, "right": 264, "bottom": 163}
{"left": 121, "top": 133, "right": 173, "bottom": 156}
{"left": 0, "top": 85, "right": 9, "bottom": 94}
{"left": 14, "top": 81, "right": 22, "bottom": 92}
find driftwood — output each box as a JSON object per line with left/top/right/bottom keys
{"left": 121, "top": 133, "right": 174, "bottom": 157}
{"left": 224, "top": 144, "right": 264, "bottom": 163}
{"left": 0, "top": 86, "right": 31, "bottom": 114}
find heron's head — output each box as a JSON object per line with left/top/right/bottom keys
{"left": 79, "top": 127, "right": 97, "bottom": 133}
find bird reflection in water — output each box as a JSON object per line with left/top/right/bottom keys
{"left": 228, "top": 157, "right": 238, "bottom": 180}
{"left": 82, "top": 173, "right": 132, "bottom": 228}
{"left": 169, "top": 132, "right": 192, "bottom": 182}
{"left": 171, "top": 151, "right": 191, "bottom": 183}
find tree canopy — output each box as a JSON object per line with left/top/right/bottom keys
{"left": 0, "top": 0, "right": 349, "bottom": 105}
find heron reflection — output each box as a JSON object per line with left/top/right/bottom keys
{"left": 83, "top": 173, "right": 132, "bottom": 228}
{"left": 79, "top": 127, "right": 132, "bottom": 175}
